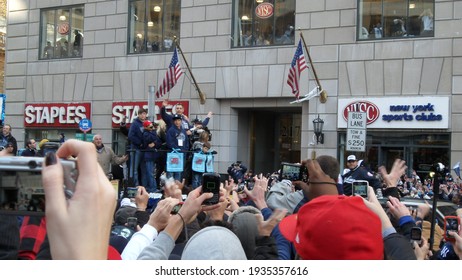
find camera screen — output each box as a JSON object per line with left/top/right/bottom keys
{"left": 410, "top": 228, "right": 422, "bottom": 240}
{"left": 126, "top": 187, "right": 138, "bottom": 198}
{"left": 352, "top": 181, "right": 368, "bottom": 197}
{"left": 0, "top": 169, "right": 45, "bottom": 213}
{"left": 280, "top": 164, "right": 301, "bottom": 181}
{"left": 446, "top": 218, "right": 459, "bottom": 235}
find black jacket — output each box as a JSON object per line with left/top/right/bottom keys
{"left": 342, "top": 166, "right": 382, "bottom": 195}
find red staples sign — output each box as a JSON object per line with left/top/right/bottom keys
{"left": 24, "top": 103, "right": 91, "bottom": 127}
{"left": 112, "top": 101, "right": 189, "bottom": 128}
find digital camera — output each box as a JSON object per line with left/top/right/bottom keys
{"left": 0, "top": 156, "right": 78, "bottom": 215}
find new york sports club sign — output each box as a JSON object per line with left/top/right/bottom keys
{"left": 337, "top": 96, "right": 449, "bottom": 129}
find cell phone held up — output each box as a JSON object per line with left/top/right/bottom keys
{"left": 279, "top": 162, "right": 308, "bottom": 183}
{"left": 410, "top": 226, "right": 422, "bottom": 245}
{"left": 444, "top": 216, "right": 460, "bottom": 241}
{"left": 352, "top": 180, "right": 369, "bottom": 198}
{"left": 201, "top": 172, "right": 221, "bottom": 205}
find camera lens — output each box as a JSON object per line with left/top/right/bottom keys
{"left": 27, "top": 160, "right": 38, "bottom": 169}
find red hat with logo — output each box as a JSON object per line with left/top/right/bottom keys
{"left": 279, "top": 195, "right": 383, "bottom": 260}
{"left": 143, "top": 120, "right": 152, "bottom": 128}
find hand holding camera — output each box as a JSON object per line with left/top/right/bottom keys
{"left": 42, "top": 139, "right": 116, "bottom": 259}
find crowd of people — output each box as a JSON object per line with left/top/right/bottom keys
{"left": 0, "top": 134, "right": 462, "bottom": 260}
{"left": 1, "top": 106, "right": 462, "bottom": 260}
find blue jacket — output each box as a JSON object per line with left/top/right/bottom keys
{"left": 128, "top": 118, "right": 144, "bottom": 149}
{"left": 142, "top": 130, "right": 162, "bottom": 161}
{"left": 166, "top": 125, "right": 189, "bottom": 152}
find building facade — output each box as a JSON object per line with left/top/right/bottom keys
{"left": 4, "top": 0, "right": 462, "bottom": 178}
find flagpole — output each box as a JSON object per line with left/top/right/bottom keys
{"left": 174, "top": 37, "right": 206, "bottom": 104}
{"left": 299, "top": 32, "right": 327, "bottom": 104}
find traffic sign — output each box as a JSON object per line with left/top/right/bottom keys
{"left": 79, "top": 118, "right": 92, "bottom": 133}
{"left": 346, "top": 112, "right": 366, "bottom": 152}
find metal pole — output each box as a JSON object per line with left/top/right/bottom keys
{"left": 299, "top": 32, "right": 321, "bottom": 90}
{"left": 174, "top": 38, "right": 206, "bottom": 104}
{"left": 429, "top": 175, "right": 440, "bottom": 251}
{"left": 299, "top": 31, "right": 328, "bottom": 104}
{"left": 148, "top": 85, "right": 155, "bottom": 122}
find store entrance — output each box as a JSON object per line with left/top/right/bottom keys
{"left": 238, "top": 108, "right": 302, "bottom": 175}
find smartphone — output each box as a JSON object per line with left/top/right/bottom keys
{"left": 410, "top": 226, "right": 422, "bottom": 245}
{"left": 444, "top": 216, "right": 460, "bottom": 241}
{"left": 126, "top": 187, "right": 138, "bottom": 198}
{"left": 279, "top": 162, "right": 308, "bottom": 183}
{"left": 127, "top": 217, "right": 137, "bottom": 230}
{"left": 352, "top": 180, "right": 369, "bottom": 198}
{"left": 0, "top": 156, "right": 78, "bottom": 216}
{"left": 201, "top": 172, "right": 221, "bottom": 205}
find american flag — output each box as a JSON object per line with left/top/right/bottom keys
{"left": 156, "top": 47, "right": 183, "bottom": 98}
{"left": 287, "top": 39, "right": 308, "bottom": 99}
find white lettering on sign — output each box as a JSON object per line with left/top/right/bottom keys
{"left": 25, "top": 105, "right": 88, "bottom": 125}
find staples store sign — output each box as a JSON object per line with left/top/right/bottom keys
{"left": 112, "top": 101, "right": 189, "bottom": 128}
{"left": 25, "top": 103, "right": 91, "bottom": 127}
{"left": 337, "top": 97, "right": 449, "bottom": 129}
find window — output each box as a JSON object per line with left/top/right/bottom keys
{"left": 39, "top": 6, "right": 84, "bottom": 59}
{"left": 358, "top": 0, "right": 434, "bottom": 40}
{"left": 128, "top": 0, "right": 181, "bottom": 54}
{"left": 232, "top": 0, "right": 296, "bottom": 48}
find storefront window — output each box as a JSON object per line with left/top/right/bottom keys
{"left": 128, "top": 0, "right": 181, "bottom": 54}
{"left": 338, "top": 132, "right": 449, "bottom": 179}
{"left": 358, "top": 0, "right": 434, "bottom": 40}
{"left": 39, "top": 6, "right": 84, "bottom": 59}
{"left": 232, "top": 0, "right": 295, "bottom": 48}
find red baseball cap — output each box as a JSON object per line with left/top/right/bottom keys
{"left": 279, "top": 195, "right": 383, "bottom": 260}
{"left": 143, "top": 120, "right": 152, "bottom": 128}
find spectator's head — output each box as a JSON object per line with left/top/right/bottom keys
{"left": 2, "top": 124, "right": 11, "bottom": 136}
{"left": 114, "top": 207, "right": 137, "bottom": 226}
{"left": 26, "top": 139, "right": 36, "bottom": 149}
{"left": 174, "top": 103, "right": 184, "bottom": 115}
{"left": 143, "top": 120, "right": 154, "bottom": 131}
{"left": 303, "top": 156, "right": 340, "bottom": 199}
{"left": 92, "top": 134, "right": 103, "bottom": 148}
{"left": 137, "top": 108, "right": 148, "bottom": 120}
{"left": 202, "top": 142, "right": 211, "bottom": 153}
{"left": 181, "top": 226, "right": 247, "bottom": 260}
{"left": 346, "top": 155, "right": 359, "bottom": 169}
{"left": 172, "top": 114, "right": 182, "bottom": 127}
{"left": 279, "top": 195, "right": 383, "bottom": 260}
{"left": 38, "top": 139, "right": 49, "bottom": 150}
{"left": 227, "top": 206, "right": 261, "bottom": 259}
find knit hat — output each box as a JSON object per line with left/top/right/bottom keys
{"left": 38, "top": 139, "right": 49, "bottom": 149}
{"left": 279, "top": 195, "right": 383, "bottom": 260}
{"left": 181, "top": 226, "right": 247, "bottom": 260}
{"left": 227, "top": 206, "right": 261, "bottom": 259}
{"left": 143, "top": 120, "right": 152, "bottom": 128}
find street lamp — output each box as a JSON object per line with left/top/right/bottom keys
{"left": 313, "top": 114, "right": 324, "bottom": 144}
